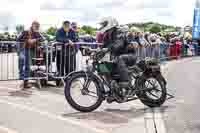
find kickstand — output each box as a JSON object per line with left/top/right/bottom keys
{"left": 167, "top": 93, "right": 175, "bottom": 100}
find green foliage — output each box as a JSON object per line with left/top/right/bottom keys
{"left": 149, "top": 25, "right": 161, "bottom": 33}
{"left": 127, "top": 22, "right": 177, "bottom": 33}
{"left": 79, "top": 28, "right": 86, "bottom": 35}
{"left": 4, "top": 32, "right": 9, "bottom": 35}
{"left": 41, "top": 32, "right": 55, "bottom": 41}
{"left": 81, "top": 26, "right": 96, "bottom": 35}
{"left": 16, "top": 25, "right": 24, "bottom": 33}
{"left": 46, "top": 26, "right": 57, "bottom": 36}
{"left": 43, "top": 22, "right": 178, "bottom": 36}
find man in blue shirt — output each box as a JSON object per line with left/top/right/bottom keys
{"left": 55, "top": 21, "right": 76, "bottom": 77}
{"left": 56, "top": 21, "right": 71, "bottom": 43}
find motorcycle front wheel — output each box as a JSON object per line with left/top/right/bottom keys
{"left": 65, "top": 72, "right": 104, "bottom": 112}
{"left": 136, "top": 74, "right": 167, "bottom": 108}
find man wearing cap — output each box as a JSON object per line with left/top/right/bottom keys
{"left": 17, "top": 21, "right": 44, "bottom": 89}
{"left": 68, "top": 22, "right": 79, "bottom": 72}
{"left": 68, "top": 22, "right": 79, "bottom": 42}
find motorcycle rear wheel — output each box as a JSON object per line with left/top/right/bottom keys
{"left": 136, "top": 74, "right": 167, "bottom": 108}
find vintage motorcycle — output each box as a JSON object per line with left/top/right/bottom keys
{"left": 64, "top": 47, "right": 167, "bottom": 112}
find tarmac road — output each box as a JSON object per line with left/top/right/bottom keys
{"left": 1, "top": 53, "right": 200, "bottom": 133}
{"left": 161, "top": 57, "right": 200, "bottom": 133}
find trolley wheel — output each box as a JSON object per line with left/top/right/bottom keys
{"left": 56, "top": 79, "right": 63, "bottom": 87}
{"left": 41, "top": 79, "right": 48, "bottom": 86}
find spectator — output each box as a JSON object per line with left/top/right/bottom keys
{"left": 17, "top": 35, "right": 25, "bottom": 81}
{"left": 55, "top": 20, "right": 75, "bottom": 77}
{"left": 17, "top": 21, "right": 44, "bottom": 89}
{"left": 56, "top": 21, "right": 71, "bottom": 43}
{"left": 148, "top": 33, "right": 160, "bottom": 59}
{"left": 126, "top": 31, "right": 138, "bottom": 54}
{"left": 144, "top": 33, "right": 151, "bottom": 57}
{"left": 154, "top": 35, "right": 162, "bottom": 60}
{"left": 188, "top": 40, "right": 195, "bottom": 56}
{"left": 68, "top": 22, "right": 79, "bottom": 72}
{"left": 138, "top": 32, "right": 147, "bottom": 59}
{"left": 175, "top": 37, "right": 182, "bottom": 58}
{"left": 182, "top": 38, "right": 189, "bottom": 56}
{"left": 69, "top": 22, "right": 79, "bottom": 42}
{"left": 160, "top": 37, "right": 168, "bottom": 62}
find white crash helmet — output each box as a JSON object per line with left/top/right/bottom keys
{"left": 98, "top": 17, "right": 119, "bottom": 33}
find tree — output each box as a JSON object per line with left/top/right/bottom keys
{"left": 149, "top": 25, "right": 161, "bottom": 33}
{"left": 79, "top": 28, "right": 86, "bottom": 35}
{"left": 81, "top": 26, "right": 96, "bottom": 35}
{"left": 46, "top": 26, "right": 57, "bottom": 36}
{"left": 16, "top": 25, "right": 24, "bottom": 34}
{"left": 127, "top": 22, "right": 176, "bottom": 33}
{"left": 4, "top": 32, "right": 9, "bottom": 36}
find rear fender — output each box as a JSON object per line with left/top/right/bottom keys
{"left": 143, "top": 70, "right": 167, "bottom": 86}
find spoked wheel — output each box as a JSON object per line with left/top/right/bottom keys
{"left": 65, "top": 72, "right": 104, "bottom": 112}
{"left": 136, "top": 74, "right": 167, "bottom": 108}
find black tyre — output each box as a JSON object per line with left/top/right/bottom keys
{"left": 136, "top": 74, "right": 167, "bottom": 108}
{"left": 64, "top": 72, "right": 104, "bottom": 112}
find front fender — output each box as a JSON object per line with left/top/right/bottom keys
{"left": 64, "top": 71, "right": 86, "bottom": 80}
{"left": 64, "top": 71, "right": 105, "bottom": 93}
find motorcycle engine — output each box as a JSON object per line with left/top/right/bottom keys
{"left": 110, "top": 80, "right": 134, "bottom": 100}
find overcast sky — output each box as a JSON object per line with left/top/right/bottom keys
{"left": 0, "top": 0, "right": 197, "bottom": 30}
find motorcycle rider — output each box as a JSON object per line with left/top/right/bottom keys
{"left": 98, "top": 17, "right": 137, "bottom": 89}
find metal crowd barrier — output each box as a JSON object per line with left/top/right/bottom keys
{"left": 0, "top": 41, "right": 103, "bottom": 82}
{"left": 0, "top": 41, "right": 20, "bottom": 80}
{"left": 134, "top": 43, "right": 200, "bottom": 61}
{"left": 0, "top": 41, "right": 200, "bottom": 82}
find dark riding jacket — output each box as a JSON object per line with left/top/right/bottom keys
{"left": 103, "top": 27, "right": 136, "bottom": 56}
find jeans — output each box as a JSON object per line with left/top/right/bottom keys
{"left": 24, "top": 48, "right": 35, "bottom": 79}
{"left": 18, "top": 48, "right": 25, "bottom": 80}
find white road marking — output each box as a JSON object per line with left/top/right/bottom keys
{"left": 153, "top": 108, "right": 167, "bottom": 133}
{"left": 0, "top": 98, "right": 108, "bottom": 133}
{"left": 144, "top": 62, "right": 174, "bottom": 133}
{"left": 0, "top": 126, "right": 18, "bottom": 133}
{"left": 144, "top": 109, "right": 156, "bottom": 133}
